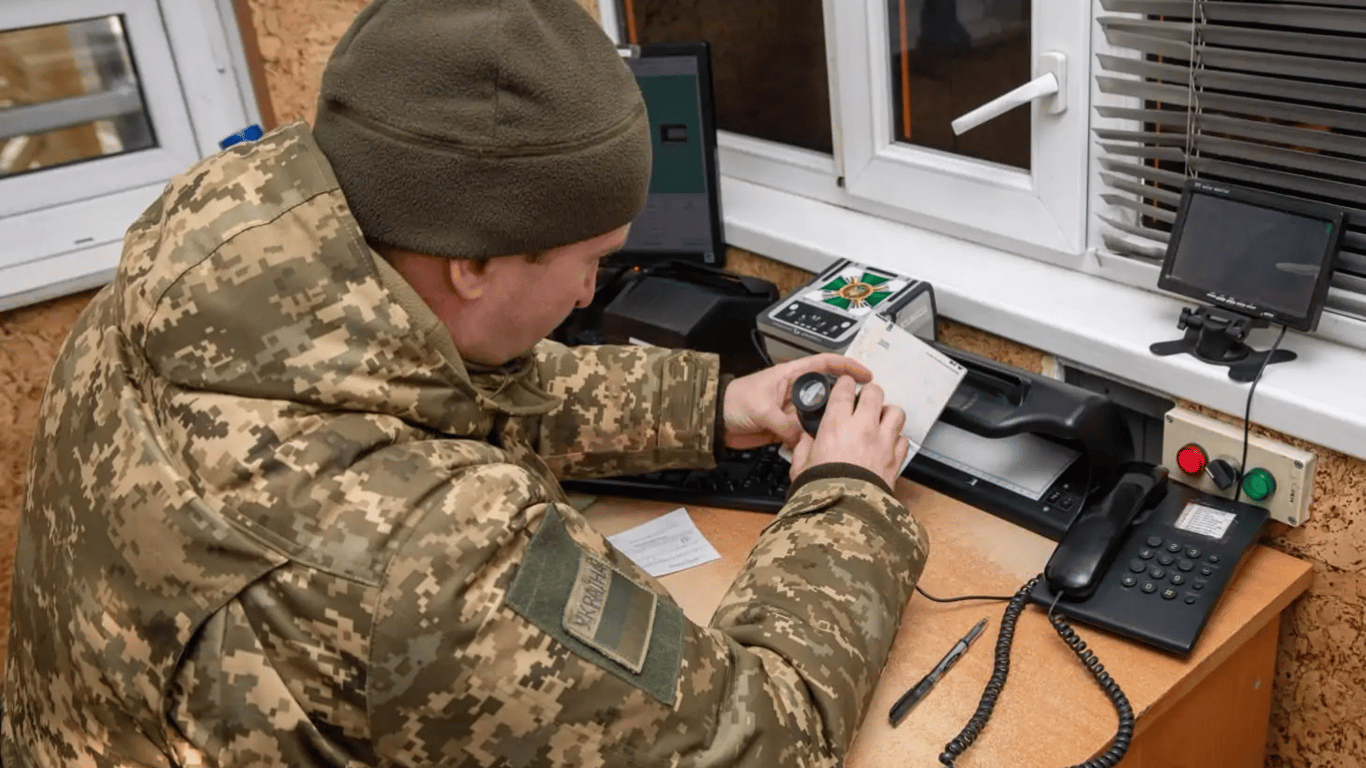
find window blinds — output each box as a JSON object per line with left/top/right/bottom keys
{"left": 1095, "top": 0, "right": 1366, "bottom": 320}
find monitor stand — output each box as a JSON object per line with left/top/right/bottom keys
{"left": 1150, "top": 305, "right": 1294, "bottom": 383}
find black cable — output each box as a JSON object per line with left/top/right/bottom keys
{"left": 938, "top": 578, "right": 1033, "bottom": 766}
{"left": 1234, "top": 324, "right": 1287, "bottom": 503}
{"left": 1042, "top": 594, "right": 1135, "bottom": 768}
{"left": 938, "top": 576, "right": 1134, "bottom": 768}
{"left": 750, "top": 327, "right": 774, "bottom": 368}
{"left": 915, "top": 586, "right": 1013, "bottom": 604}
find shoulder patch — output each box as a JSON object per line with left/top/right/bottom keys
{"left": 507, "top": 506, "right": 684, "bottom": 705}
{"left": 563, "top": 551, "right": 658, "bottom": 673}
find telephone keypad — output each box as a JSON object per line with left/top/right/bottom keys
{"left": 1122, "top": 535, "right": 1227, "bottom": 610}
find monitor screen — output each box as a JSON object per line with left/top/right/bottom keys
{"left": 1158, "top": 182, "right": 1344, "bottom": 331}
{"left": 620, "top": 46, "right": 723, "bottom": 266}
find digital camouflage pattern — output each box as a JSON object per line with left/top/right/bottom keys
{"left": 3, "top": 123, "right": 929, "bottom": 767}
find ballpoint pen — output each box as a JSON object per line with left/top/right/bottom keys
{"left": 888, "top": 617, "right": 989, "bottom": 727}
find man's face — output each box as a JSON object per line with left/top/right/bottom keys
{"left": 463, "top": 225, "right": 629, "bottom": 365}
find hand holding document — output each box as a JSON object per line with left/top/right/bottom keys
{"left": 843, "top": 319, "right": 967, "bottom": 469}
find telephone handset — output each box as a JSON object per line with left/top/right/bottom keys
{"left": 1044, "top": 464, "right": 1169, "bottom": 600}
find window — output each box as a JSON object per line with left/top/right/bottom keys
{"left": 611, "top": 0, "right": 834, "bottom": 155}
{"left": 605, "top": 0, "right": 1092, "bottom": 266}
{"left": 1090, "top": 0, "right": 1366, "bottom": 347}
{"left": 0, "top": 0, "right": 260, "bottom": 311}
{"left": 889, "top": 0, "right": 1032, "bottom": 170}
{"left": 0, "top": 17, "right": 156, "bottom": 177}
{"left": 830, "top": 0, "right": 1093, "bottom": 265}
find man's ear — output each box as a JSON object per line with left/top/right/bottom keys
{"left": 447, "top": 258, "right": 489, "bottom": 301}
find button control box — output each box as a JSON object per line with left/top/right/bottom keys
{"left": 1161, "top": 407, "right": 1315, "bottom": 526}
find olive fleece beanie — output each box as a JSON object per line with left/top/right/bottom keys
{"left": 313, "top": 0, "right": 652, "bottom": 259}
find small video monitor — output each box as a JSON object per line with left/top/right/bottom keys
{"left": 1157, "top": 180, "right": 1345, "bottom": 332}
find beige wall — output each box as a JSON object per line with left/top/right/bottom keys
{"left": 0, "top": 2, "right": 1360, "bottom": 765}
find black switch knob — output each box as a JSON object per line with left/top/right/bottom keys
{"left": 1207, "top": 458, "right": 1240, "bottom": 491}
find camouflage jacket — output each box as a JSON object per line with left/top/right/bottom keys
{"left": 3, "top": 124, "right": 929, "bottom": 767}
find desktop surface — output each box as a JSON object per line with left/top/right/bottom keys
{"left": 582, "top": 481, "right": 1312, "bottom": 767}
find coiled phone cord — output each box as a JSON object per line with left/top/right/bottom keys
{"left": 938, "top": 576, "right": 1135, "bottom": 768}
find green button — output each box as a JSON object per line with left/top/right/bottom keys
{"left": 1242, "top": 468, "right": 1276, "bottom": 501}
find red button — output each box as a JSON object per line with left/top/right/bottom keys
{"left": 1176, "top": 444, "right": 1207, "bottom": 475}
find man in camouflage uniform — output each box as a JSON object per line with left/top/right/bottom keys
{"left": 3, "top": 0, "right": 929, "bottom": 765}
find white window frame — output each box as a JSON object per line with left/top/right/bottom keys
{"left": 0, "top": 0, "right": 260, "bottom": 312}
{"left": 829, "top": 0, "right": 1094, "bottom": 267}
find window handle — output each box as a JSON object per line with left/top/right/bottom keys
{"left": 950, "top": 52, "right": 1067, "bottom": 136}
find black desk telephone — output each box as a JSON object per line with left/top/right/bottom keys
{"left": 1031, "top": 466, "right": 1269, "bottom": 655}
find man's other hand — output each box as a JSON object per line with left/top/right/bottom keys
{"left": 722, "top": 353, "right": 872, "bottom": 451}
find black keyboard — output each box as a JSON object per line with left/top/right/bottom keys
{"left": 561, "top": 444, "right": 792, "bottom": 513}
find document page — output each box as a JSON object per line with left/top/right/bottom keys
{"left": 606, "top": 508, "right": 721, "bottom": 577}
{"left": 844, "top": 319, "right": 968, "bottom": 467}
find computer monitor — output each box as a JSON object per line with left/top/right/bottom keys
{"left": 1150, "top": 180, "right": 1346, "bottom": 381}
{"left": 1157, "top": 180, "right": 1344, "bottom": 333}
{"left": 617, "top": 42, "right": 725, "bottom": 267}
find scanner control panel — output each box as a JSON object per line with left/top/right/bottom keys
{"left": 770, "top": 301, "right": 859, "bottom": 344}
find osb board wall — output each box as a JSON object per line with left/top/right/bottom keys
{"left": 0, "top": 3, "right": 1358, "bottom": 765}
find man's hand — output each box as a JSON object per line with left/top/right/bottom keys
{"left": 787, "top": 376, "right": 909, "bottom": 488}
{"left": 722, "top": 354, "right": 873, "bottom": 451}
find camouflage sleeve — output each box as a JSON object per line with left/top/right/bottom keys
{"left": 528, "top": 340, "right": 721, "bottom": 479}
{"left": 369, "top": 464, "right": 927, "bottom": 767}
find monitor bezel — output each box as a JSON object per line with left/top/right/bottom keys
{"left": 618, "top": 41, "right": 726, "bottom": 268}
{"left": 1156, "top": 179, "right": 1346, "bottom": 332}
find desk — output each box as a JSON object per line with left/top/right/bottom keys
{"left": 582, "top": 479, "right": 1313, "bottom": 767}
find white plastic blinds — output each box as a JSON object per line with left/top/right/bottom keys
{"left": 1095, "top": 0, "right": 1366, "bottom": 319}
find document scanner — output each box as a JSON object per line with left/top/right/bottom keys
{"left": 906, "top": 344, "right": 1135, "bottom": 541}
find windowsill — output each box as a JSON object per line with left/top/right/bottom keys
{"left": 0, "top": 241, "right": 120, "bottom": 314}
{"left": 722, "top": 175, "right": 1366, "bottom": 462}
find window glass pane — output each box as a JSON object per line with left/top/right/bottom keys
{"left": 621, "top": 0, "right": 833, "bottom": 154}
{"left": 889, "top": 0, "right": 1031, "bottom": 169}
{"left": 0, "top": 16, "right": 156, "bottom": 178}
